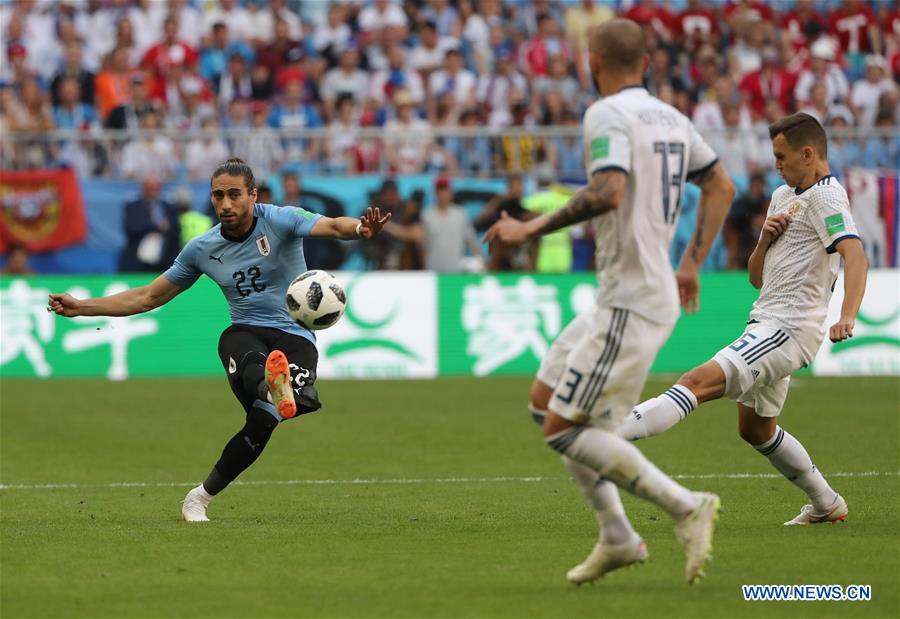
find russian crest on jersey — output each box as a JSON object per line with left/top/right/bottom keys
{"left": 285, "top": 270, "right": 347, "bottom": 330}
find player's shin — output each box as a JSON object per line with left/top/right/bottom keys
{"left": 752, "top": 426, "right": 837, "bottom": 511}
{"left": 204, "top": 406, "right": 280, "bottom": 495}
{"left": 619, "top": 385, "right": 698, "bottom": 441}
{"left": 546, "top": 426, "right": 697, "bottom": 519}
{"left": 562, "top": 455, "right": 636, "bottom": 545}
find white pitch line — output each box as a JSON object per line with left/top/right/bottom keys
{"left": 0, "top": 471, "right": 897, "bottom": 491}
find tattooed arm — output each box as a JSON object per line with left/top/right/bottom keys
{"left": 484, "top": 170, "right": 626, "bottom": 246}
{"left": 675, "top": 161, "right": 735, "bottom": 312}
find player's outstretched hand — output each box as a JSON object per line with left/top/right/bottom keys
{"left": 484, "top": 211, "right": 532, "bottom": 249}
{"left": 759, "top": 213, "right": 792, "bottom": 247}
{"left": 676, "top": 268, "right": 700, "bottom": 314}
{"left": 359, "top": 207, "right": 391, "bottom": 238}
{"left": 829, "top": 316, "right": 855, "bottom": 343}
{"left": 47, "top": 293, "right": 81, "bottom": 317}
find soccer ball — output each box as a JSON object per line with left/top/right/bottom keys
{"left": 286, "top": 270, "right": 347, "bottom": 330}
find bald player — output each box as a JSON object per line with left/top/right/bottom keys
{"left": 486, "top": 18, "right": 736, "bottom": 584}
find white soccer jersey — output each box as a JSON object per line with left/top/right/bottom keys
{"left": 749, "top": 176, "right": 860, "bottom": 360}
{"left": 583, "top": 86, "right": 718, "bottom": 325}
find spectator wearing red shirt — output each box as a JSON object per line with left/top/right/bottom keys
{"left": 738, "top": 46, "right": 795, "bottom": 119}
{"left": 828, "top": 0, "right": 881, "bottom": 55}
{"left": 674, "top": 0, "right": 719, "bottom": 51}
{"left": 780, "top": 0, "right": 827, "bottom": 52}
{"left": 519, "top": 13, "right": 572, "bottom": 79}
{"left": 256, "top": 17, "right": 303, "bottom": 78}
{"left": 141, "top": 15, "right": 198, "bottom": 80}
{"left": 625, "top": 0, "right": 674, "bottom": 43}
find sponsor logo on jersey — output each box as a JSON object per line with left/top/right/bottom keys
{"left": 825, "top": 214, "right": 845, "bottom": 235}
{"left": 256, "top": 234, "right": 270, "bottom": 256}
{"left": 590, "top": 137, "right": 610, "bottom": 160}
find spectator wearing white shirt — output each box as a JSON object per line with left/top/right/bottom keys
{"left": 369, "top": 45, "right": 425, "bottom": 107}
{"left": 168, "top": 0, "right": 204, "bottom": 49}
{"left": 320, "top": 47, "right": 370, "bottom": 119}
{"left": 850, "top": 55, "right": 896, "bottom": 128}
{"left": 184, "top": 115, "right": 230, "bottom": 180}
{"left": 427, "top": 49, "right": 477, "bottom": 110}
{"left": 409, "top": 20, "right": 459, "bottom": 76}
{"left": 325, "top": 94, "right": 362, "bottom": 174}
{"left": 119, "top": 111, "right": 177, "bottom": 180}
{"left": 794, "top": 37, "right": 850, "bottom": 105}
{"left": 129, "top": 0, "right": 166, "bottom": 61}
{"left": 383, "top": 89, "right": 435, "bottom": 174}
{"left": 422, "top": 0, "right": 462, "bottom": 39}
{"left": 203, "top": 0, "right": 253, "bottom": 43}
{"left": 477, "top": 52, "right": 528, "bottom": 116}
{"left": 246, "top": 0, "right": 302, "bottom": 46}
{"left": 313, "top": 3, "right": 353, "bottom": 63}
{"left": 358, "top": 0, "right": 409, "bottom": 39}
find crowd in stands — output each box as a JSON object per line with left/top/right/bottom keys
{"left": 1, "top": 0, "right": 898, "bottom": 274}
{"left": 1, "top": 0, "right": 898, "bottom": 181}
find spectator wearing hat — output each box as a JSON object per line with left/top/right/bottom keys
{"left": 320, "top": 47, "right": 369, "bottom": 119}
{"left": 384, "top": 89, "right": 434, "bottom": 174}
{"left": 51, "top": 42, "right": 96, "bottom": 108}
{"left": 105, "top": 72, "right": 156, "bottom": 130}
{"left": 794, "top": 37, "right": 850, "bottom": 106}
{"left": 386, "top": 175, "right": 484, "bottom": 273}
{"left": 368, "top": 45, "right": 424, "bottom": 107}
{"left": 738, "top": 46, "right": 795, "bottom": 119}
{"left": 850, "top": 55, "right": 896, "bottom": 128}
{"left": 825, "top": 105, "right": 861, "bottom": 182}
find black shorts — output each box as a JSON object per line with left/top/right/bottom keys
{"left": 217, "top": 323, "right": 322, "bottom": 418}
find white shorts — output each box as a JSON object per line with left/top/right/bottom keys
{"left": 712, "top": 321, "right": 808, "bottom": 417}
{"left": 537, "top": 306, "right": 674, "bottom": 429}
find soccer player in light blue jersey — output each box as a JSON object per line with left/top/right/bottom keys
{"left": 48, "top": 158, "right": 390, "bottom": 522}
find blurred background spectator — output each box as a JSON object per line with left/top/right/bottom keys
{"left": 119, "top": 175, "right": 181, "bottom": 273}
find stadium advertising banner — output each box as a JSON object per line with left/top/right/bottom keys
{"left": 1, "top": 272, "right": 897, "bottom": 379}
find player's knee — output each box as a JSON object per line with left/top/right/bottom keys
{"left": 738, "top": 416, "right": 775, "bottom": 446}
{"left": 676, "top": 370, "right": 703, "bottom": 394}
{"left": 529, "top": 380, "right": 552, "bottom": 427}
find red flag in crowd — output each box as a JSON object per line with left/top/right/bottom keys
{"left": 0, "top": 169, "right": 88, "bottom": 253}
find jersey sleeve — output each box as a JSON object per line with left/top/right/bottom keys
{"left": 163, "top": 238, "right": 202, "bottom": 290}
{"left": 685, "top": 121, "right": 718, "bottom": 181}
{"left": 807, "top": 184, "right": 860, "bottom": 254}
{"left": 583, "top": 102, "right": 631, "bottom": 175}
{"left": 263, "top": 203, "right": 323, "bottom": 238}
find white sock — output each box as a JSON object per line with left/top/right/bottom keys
{"left": 548, "top": 426, "right": 697, "bottom": 520}
{"left": 561, "top": 455, "right": 635, "bottom": 545}
{"left": 618, "top": 385, "right": 698, "bottom": 441}
{"left": 194, "top": 484, "right": 214, "bottom": 503}
{"left": 754, "top": 427, "right": 836, "bottom": 511}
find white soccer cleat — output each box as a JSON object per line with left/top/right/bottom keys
{"left": 181, "top": 486, "right": 212, "bottom": 522}
{"left": 675, "top": 492, "right": 721, "bottom": 584}
{"left": 265, "top": 350, "right": 297, "bottom": 419}
{"left": 566, "top": 533, "right": 649, "bottom": 585}
{"left": 784, "top": 494, "right": 848, "bottom": 526}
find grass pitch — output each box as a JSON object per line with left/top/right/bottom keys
{"left": 1, "top": 376, "right": 898, "bottom": 618}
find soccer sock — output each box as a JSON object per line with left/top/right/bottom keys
{"left": 547, "top": 426, "right": 697, "bottom": 520}
{"left": 203, "top": 406, "right": 280, "bottom": 495}
{"left": 618, "top": 385, "right": 698, "bottom": 441}
{"left": 753, "top": 426, "right": 837, "bottom": 511}
{"left": 562, "top": 455, "right": 635, "bottom": 545}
